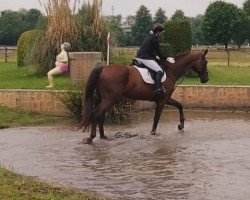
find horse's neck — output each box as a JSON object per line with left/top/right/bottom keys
{"left": 174, "top": 54, "right": 198, "bottom": 76}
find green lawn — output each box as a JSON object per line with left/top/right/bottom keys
{"left": 1, "top": 61, "right": 249, "bottom": 89}
{"left": 0, "top": 167, "right": 105, "bottom": 200}
{"left": 0, "top": 62, "right": 70, "bottom": 89}
{"left": 0, "top": 106, "right": 60, "bottom": 129}
{"left": 182, "top": 65, "right": 250, "bottom": 85}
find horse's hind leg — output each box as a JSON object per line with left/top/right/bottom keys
{"left": 93, "top": 98, "right": 119, "bottom": 139}
{"left": 166, "top": 98, "right": 185, "bottom": 130}
{"left": 97, "top": 114, "right": 105, "bottom": 139}
{"left": 81, "top": 106, "right": 100, "bottom": 144}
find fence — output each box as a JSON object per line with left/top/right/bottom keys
{"left": 0, "top": 46, "right": 17, "bottom": 62}
{"left": 1, "top": 45, "right": 249, "bottom": 65}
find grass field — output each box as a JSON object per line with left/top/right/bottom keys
{"left": 0, "top": 48, "right": 249, "bottom": 199}
{"left": 0, "top": 62, "right": 71, "bottom": 89}
{"left": 1, "top": 50, "right": 250, "bottom": 89}
{"left": 203, "top": 49, "right": 250, "bottom": 67}
{"left": 181, "top": 65, "right": 250, "bottom": 85}
{"left": 111, "top": 48, "right": 250, "bottom": 86}
{"left": 0, "top": 106, "right": 60, "bottom": 129}
{"left": 0, "top": 167, "right": 105, "bottom": 200}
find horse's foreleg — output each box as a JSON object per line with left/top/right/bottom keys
{"left": 151, "top": 102, "right": 165, "bottom": 135}
{"left": 166, "top": 98, "right": 185, "bottom": 130}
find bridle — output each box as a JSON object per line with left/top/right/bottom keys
{"left": 161, "top": 53, "right": 208, "bottom": 85}
{"left": 198, "top": 55, "right": 208, "bottom": 79}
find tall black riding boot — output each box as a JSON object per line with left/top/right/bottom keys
{"left": 155, "top": 71, "right": 164, "bottom": 94}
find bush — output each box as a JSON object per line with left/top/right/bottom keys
{"left": 55, "top": 86, "right": 83, "bottom": 121}
{"left": 105, "top": 98, "right": 135, "bottom": 124}
{"left": 17, "top": 30, "right": 41, "bottom": 67}
{"left": 20, "top": 0, "right": 108, "bottom": 74}
{"left": 74, "top": 0, "right": 108, "bottom": 58}
{"left": 163, "top": 19, "right": 192, "bottom": 55}
{"left": 56, "top": 86, "right": 135, "bottom": 124}
{"left": 160, "top": 43, "right": 174, "bottom": 57}
{"left": 110, "top": 48, "right": 135, "bottom": 65}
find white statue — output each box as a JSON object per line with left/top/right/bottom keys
{"left": 46, "top": 42, "right": 71, "bottom": 88}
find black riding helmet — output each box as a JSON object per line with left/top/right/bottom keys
{"left": 153, "top": 23, "right": 164, "bottom": 34}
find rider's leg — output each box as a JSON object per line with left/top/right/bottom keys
{"left": 155, "top": 71, "right": 164, "bottom": 94}
{"left": 136, "top": 59, "right": 164, "bottom": 94}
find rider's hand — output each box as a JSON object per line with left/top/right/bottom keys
{"left": 167, "top": 57, "right": 175, "bottom": 64}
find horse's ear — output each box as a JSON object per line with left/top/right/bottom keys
{"left": 203, "top": 48, "right": 208, "bottom": 56}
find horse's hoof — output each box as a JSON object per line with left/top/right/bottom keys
{"left": 100, "top": 135, "right": 111, "bottom": 141}
{"left": 78, "top": 137, "right": 93, "bottom": 144}
{"left": 74, "top": 127, "right": 80, "bottom": 131}
{"left": 150, "top": 130, "right": 156, "bottom": 135}
{"left": 178, "top": 124, "right": 184, "bottom": 130}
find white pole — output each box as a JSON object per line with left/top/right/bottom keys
{"left": 107, "top": 32, "right": 110, "bottom": 65}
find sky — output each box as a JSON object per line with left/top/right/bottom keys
{"left": 0, "top": 0, "right": 247, "bottom": 18}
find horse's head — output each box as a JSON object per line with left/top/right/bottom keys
{"left": 192, "top": 49, "right": 209, "bottom": 83}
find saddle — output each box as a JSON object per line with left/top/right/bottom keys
{"left": 131, "top": 58, "right": 166, "bottom": 84}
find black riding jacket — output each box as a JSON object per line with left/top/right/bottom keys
{"left": 137, "top": 33, "right": 166, "bottom": 60}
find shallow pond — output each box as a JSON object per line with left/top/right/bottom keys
{"left": 0, "top": 110, "right": 250, "bottom": 200}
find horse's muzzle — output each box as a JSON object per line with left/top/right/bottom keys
{"left": 200, "top": 72, "right": 209, "bottom": 83}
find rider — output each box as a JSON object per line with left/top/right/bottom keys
{"left": 136, "top": 23, "right": 175, "bottom": 94}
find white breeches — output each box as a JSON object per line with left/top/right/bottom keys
{"left": 136, "top": 58, "right": 163, "bottom": 72}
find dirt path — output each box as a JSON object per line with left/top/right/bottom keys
{"left": 0, "top": 110, "right": 250, "bottom": 200}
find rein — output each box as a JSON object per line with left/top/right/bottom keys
{"left": 166, "top": 67, "right": 185, "bottom": 88}
{"left": 164, "top": 64, "right": 182, "bottom": 85}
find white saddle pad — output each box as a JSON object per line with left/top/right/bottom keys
{"left": 132, "top": 66, "right": 166, "bottom": 84}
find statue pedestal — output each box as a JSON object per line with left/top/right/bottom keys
{"left": 69, "top": 52, "right": 104, "bottom": 84}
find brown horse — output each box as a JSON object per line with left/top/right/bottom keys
{"left": 77, "top": 49, "right": 209, "bottom": 144}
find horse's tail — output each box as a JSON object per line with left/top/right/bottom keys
{"left": 77, "top": 66, "right": 103, "bottom": 130}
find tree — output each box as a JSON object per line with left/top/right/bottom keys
{"left": 232, "top": 10, "right": 250, "bottom": 47}
{"left": 243, "top": 0, "right": 250, "bottom": 15}
{"left": 201, "top": 1, "right": 245, "bottom": 66}
{"left": 0, "top": 10, "right": 27, "bottom": 45}
{"left": 154, "top": 7, "right": 167, "bottom": 24}
{"left": 23, "top": 9, "right": 43, "bottom": 30}
{"left": 114, "top": 14, "right": 122, "bottom": 25}
{"left": 163, "top": 20, "right": 192, "bottom": 55}
{"left": 201, "top": 1, "right": 242, "bottom": 48}
{"left": 189, "top": 14, "right": 203, "bottom": 45}
{"left": 126, "top": 15, "right": 135, "bottom": 26}
{"left": 171, "top": 9, "right": 187, "bottom": 20}
{"left": 243, "top": 0, "right": 250, "bottom": 41}
{"left": 106, "top": 17, "right": 127, "bottom": 46}
{"left": 131, "top": 5, "right": 153, "bottom": 46}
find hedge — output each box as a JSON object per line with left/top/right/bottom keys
{"left": 163, "top": 19, "right": 192, "bottom": 55}
{"left": 17, "top": 29, "right": 41, "bottom": 67}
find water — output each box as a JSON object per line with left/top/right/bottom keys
{"left": 0, "top": 110, "right": 249, "bottom": 200}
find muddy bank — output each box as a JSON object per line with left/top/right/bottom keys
{"left": 0, "top": 110, "right": 250, "bottom": 200}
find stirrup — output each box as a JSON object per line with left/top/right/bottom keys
{"left": 155, "top": 87, "right": 165, "bottom": 94}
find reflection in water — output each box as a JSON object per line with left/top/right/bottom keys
{"left": 0, "top": 110, "right": 250, "bottom": 200}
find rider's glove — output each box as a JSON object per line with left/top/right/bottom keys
{"left": 167, "top": 57, "right": 175, "bottom": 64}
